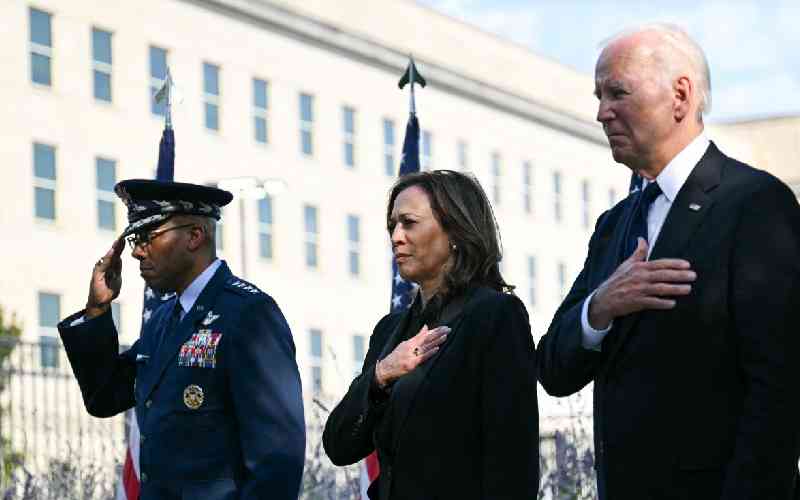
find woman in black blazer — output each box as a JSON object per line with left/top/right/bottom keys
{"left": 323, "top": 170, "right": 539, "bottom": 500}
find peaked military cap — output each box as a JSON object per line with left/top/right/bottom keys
{"left": 115, "top": 179, "right": 233, "bottom": 237}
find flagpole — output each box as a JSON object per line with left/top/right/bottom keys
{"left": 409, "top": 55, "right": 416, "bottom": 116}
{"left": 164, "top": 68, "right": 173, "bottom": 130}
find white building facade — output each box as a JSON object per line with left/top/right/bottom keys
{"left": 1, "top": 0, "right": 631, "bottom": 427}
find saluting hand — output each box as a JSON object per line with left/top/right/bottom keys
{"left": 85, "top": 238, "right": 125, "bottom": 319}
{"left": 375, "top": 324, "right": 450, "bottom": 388}
{"left": 589, "top": 237, "right": 696, "bottom": 329}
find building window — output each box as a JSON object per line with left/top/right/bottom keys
{"left": 528, "top": 256, "right": 536, "bottom": 307}
{"left": 609, "top": 187, "right": 618, "bottom": 208}
{"left": 149, "top": 46, "right": 168, "bottom": 116}
{"left": 458, "top": 140, "right": 469, "bottom": 171}
{"left": 347, "top": 214, "right": 360, "bottom": 277}
{"left": 581, "top": 180, "right": 591, "bottom": 229}
{"left": 309, "top": 329, "right": 323, "bottom": 395}
{"left": 383, "top": 118, "right": 395, "bottom": 176}
{"left": 33, "top": 143, "right": 56, "bottom": 221}
{"left": 353, "top": 334, "right": 366, "bottom": 376}
{"left": 258, "top": 196, "right": 273, "bottom": 260}
{"left": 553, "top": 171, "right": 562, "bottom": 223}
{"left": 299, "top": 93, "right": 314, "bottom": 156}
{"left": 557, "top": 261, "right": 567, "bottom": 299}
{"left": 38, "top": 292, "right": 60, "bottom": 368}
{"left": 522, "top": 161, "right": 533, "bottom": 215}
{"left": 203, "top": 62, "right": 220, "bottom": 131}
{"left": 29, "top": 8, "right": 52, "bottom": 86}
{"left": 96, "top": 157, "right": 116, "bottom": 231}
{"left": 304, "top": 204, "right": 318, "bottom": 269}
{"left": 111, "top": 302, "right": 122, "bottom": 334}
{"left": 253, "top": 78, "right": 269, "bottom": 144}
{"left": 421, "top": 130, "right": 432, "bottom": 170}
{"left": 91, "top": 28, "right": 112, "bottom": 102}
{"left": 491, "top": 152, "right": 502, "bottom": 205}
{"left": 343, "top": 106, "right": 356, "bottom": 168}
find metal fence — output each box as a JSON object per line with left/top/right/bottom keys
{"left": 0, "top": 337, "right": 595, "bottom": 499}
{"left": 0, "top": 337, "right": 126, "bottom": 496}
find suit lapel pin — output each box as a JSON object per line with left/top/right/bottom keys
{"left": 689, "top": 203, "right": 702, "bottom": 212}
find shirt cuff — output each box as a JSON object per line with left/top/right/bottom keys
{"left": 581, "top": 291, "right": 613, "bottom": 351}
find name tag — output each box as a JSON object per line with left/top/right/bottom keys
{"left": 178, "top": 330, "right": 223, "bottom": 368}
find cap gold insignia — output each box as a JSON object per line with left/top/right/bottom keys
{"left": 183, "top": 384, "right": 204, "bottom": 410}
{"left": 689, "top": 203, "right": 702, "bottom": 211}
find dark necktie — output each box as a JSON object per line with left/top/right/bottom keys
{"left": 156, "top": 301, "right": 182, "bottom": 356}
{"left": 625, "top": 181, "right": 662, "bottom": 258}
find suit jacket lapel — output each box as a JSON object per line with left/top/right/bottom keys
{"left": 389, "top": 287, "right": 486, "bottom": 456}
{"left": 605, "top": 143, "right": 722, "bottom": 366}
{"left": 139, "top": 262, "right": 233, "bottom": 400}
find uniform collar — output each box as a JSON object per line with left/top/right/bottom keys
{"left": 178, "top": 258, "right": 222, "bottom": 315}
{"left": 649, "top": 132, "right": 710, "bottom": 203}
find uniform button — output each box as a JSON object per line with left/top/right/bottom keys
{"left": 141, "top": 472, "right": 148, "bottom": 483}
{"left": 145, "top": 400, "right": 152, "bottom": 408}
{"left": 140, "top": 434, "right": 146, "bottom": 443}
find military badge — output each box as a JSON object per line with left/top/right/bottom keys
{"left": 183, "top": 384, "right": 204, "bottom": 410}
{"left": 178, "top": 330, "right": 223, "bottom": 368}
{"left": 201, "top": 310, "right": 221, "bottom": 326}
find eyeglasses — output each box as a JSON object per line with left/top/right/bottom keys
{"left": 126, "top": 223, "right": 195, "bottom": 250}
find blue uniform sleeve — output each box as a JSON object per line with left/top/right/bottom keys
{"left": 57, "top": 308, "right": 138, "bottom": 417}
{"left": 228, "top": 296, "right": 306, "bottom": 500}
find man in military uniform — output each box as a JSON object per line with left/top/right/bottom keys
{"left": 57, "top": 179, "right": 306, "bottom": 500}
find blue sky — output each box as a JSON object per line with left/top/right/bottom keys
{"left": 417, "top": 0, "right": 800, "bottom": 123}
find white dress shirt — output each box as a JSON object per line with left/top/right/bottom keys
{"left": 580, "top": 133, "right": 710, "bottom": 350}
{"left": 176, "top": 258, "right": 222, "bottom": 320}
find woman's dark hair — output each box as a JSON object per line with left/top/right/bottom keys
{"left": 386, "top": 169, "right": 514, "bottom": 295}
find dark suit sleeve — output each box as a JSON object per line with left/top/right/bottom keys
{"left": 57, "top": 309, "right": 137, "bottom": 417}
{"left": 480, "top": 294, "right": 540, "bottom": 499}
{"left": 323, "top": 314, "right": 394, "bottom": 466}
{"left": 228, "top": 296, "right": 306, "bottom": 500}
{"left": 721, "top": 178, "right": 800, "bottom": 500}
{"left": 537, "top": 218, "right": 606, "bottom": 397}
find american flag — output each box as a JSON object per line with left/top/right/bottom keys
{"left": 360, "top": 108, "right": 421, "bottom": 500}
{"left": 115, "top": 72, "right": 176, "bottom": 500}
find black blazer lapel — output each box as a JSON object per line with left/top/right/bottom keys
{"left": 378, "top": 308, "right": 413, "bottom": 361}
{"left": 605, "top": 143, "right": 722, "bottom": 366}
{"left": 388, "top": 288, "right": 487, "bottom": 456}
{"left": 139, "top": 262, "right": 233, "bottom": 400}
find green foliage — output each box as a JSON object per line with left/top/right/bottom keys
{"left": 0, "top": 306, "right": 23, "bottom": 484}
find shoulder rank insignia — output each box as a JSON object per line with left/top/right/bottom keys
{"left": 201, "top": 310, "right": 220, "bottom": 326}
{"left": 183, "top": 384, "right": 204, "bottom": 410}
{"left": 229, "top": 279, "right": 261, "bottom": 294}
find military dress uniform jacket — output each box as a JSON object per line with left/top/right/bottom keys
{"left": 58, "top": 262, "right": 305, "bottom": 500}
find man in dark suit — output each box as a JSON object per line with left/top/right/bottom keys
{"left": 537, "top": 24, "right": 800, "bottom": 500}
{"left": 57, "top": 179, "right": 305, "bottom": 500}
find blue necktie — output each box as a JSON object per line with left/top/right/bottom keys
{"left": 156, "top": 301, "right": 182, "bottom": 356}
{"left": 626, "top": 181, "right": 662, "bottom": 258}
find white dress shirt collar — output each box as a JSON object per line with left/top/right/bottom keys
{"left": 177, "top": 258, "right": 222, "bottom": 316}
{"left": 649, "top": 132, "right": 710, "bottom": 202}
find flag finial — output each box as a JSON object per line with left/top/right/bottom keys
{"left": 398, "top": 55, "right": 426, "bottom": 115}
{"left": 154, "top": 67, "right": 175, "bottom": 130}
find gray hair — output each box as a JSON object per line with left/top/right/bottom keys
{"left": 603, "top": 23, "right": 712, "bottom": 119}
{"left": 174, "top": 214, "right": 217, "bottom": 250}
